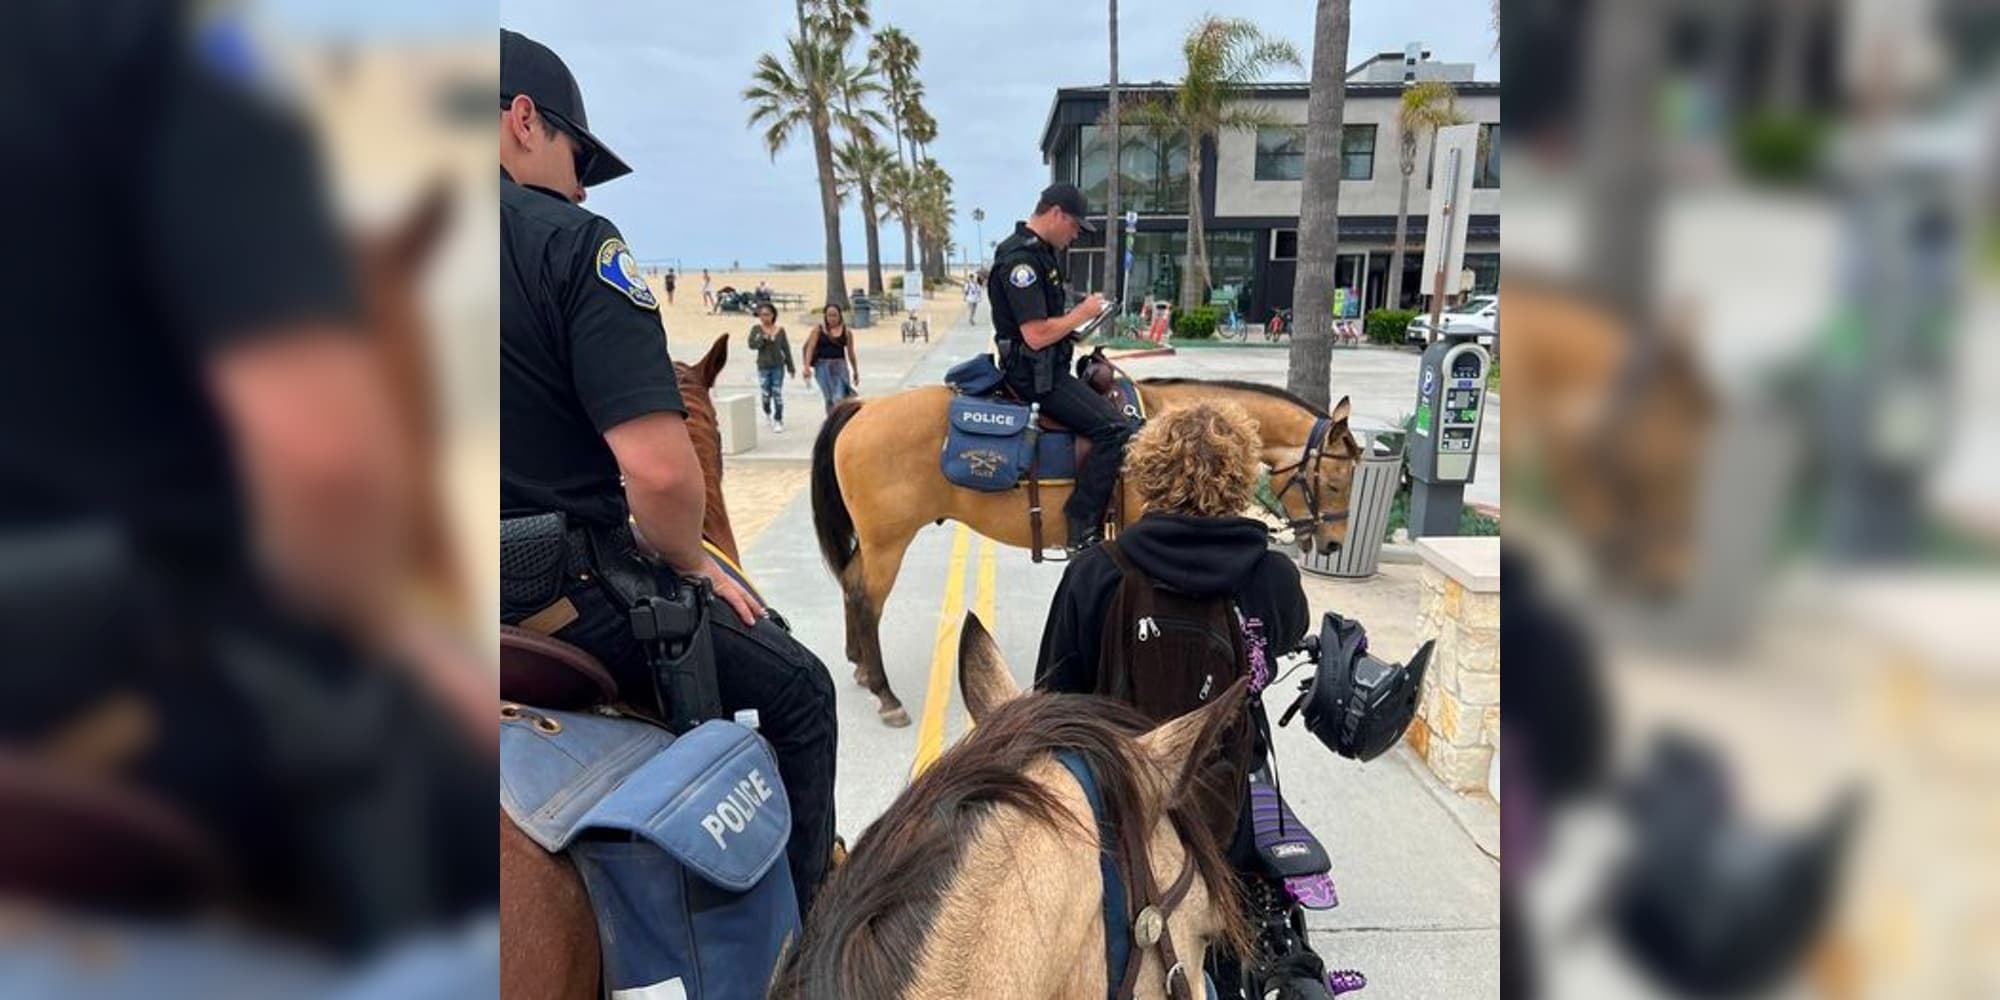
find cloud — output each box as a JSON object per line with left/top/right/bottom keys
{"left": 500, "top": 0, "right": 1498, "bottom": 268}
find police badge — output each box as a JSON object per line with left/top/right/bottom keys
{"left": 1009, "top": 264, "right": 1037, "bottom": 289}
{"left": 596, "top": 237, "right": 659, "bottom": 310}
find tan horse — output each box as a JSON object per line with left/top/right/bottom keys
{"left": 770, "top": 613, "right": 1252, "bottom": 999}
{"left": 1498, "top": 276, "right": 1714, "bottom": 595}
{"left": 499, "top": 344, "right": 740, "bottom": 1000}
{"left": 812, "top": 379, "right": 1361, "bottom": 725}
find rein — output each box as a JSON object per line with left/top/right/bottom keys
{"left": 1058, "top": 752, "right": 1204, "bottom": 1000}
{"left": 1258, "top": 417, "right": 1350, "bottom": 538}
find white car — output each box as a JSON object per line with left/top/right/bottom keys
{"left": 1406, "top": 295, "right": 1498, "bottom": 348}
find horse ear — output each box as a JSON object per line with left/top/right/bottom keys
{"left": 694, "top": 334, "right": 729, "bottom": 387}
{"left": 957, "top": 612, "right": 1020, "bottom": 723}
{"left": 1330, "top": 396, "right": 1352, "bottom": 425}
{"left": 1136, "top": 679, "right": 1248, "bottom": 790}
{"left": 388, "top": 175, "right": 454, "bottom": 271}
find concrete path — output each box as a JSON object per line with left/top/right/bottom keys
{"left": 732, "top": 312, "right": 1499, "bottom": 999}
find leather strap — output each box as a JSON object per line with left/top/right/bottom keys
{"left": 1026, "top": 407, "right": 1046, "bottom": 563}
{"left": 1057, "top": 751, "right": 1202, "bottom": 1000}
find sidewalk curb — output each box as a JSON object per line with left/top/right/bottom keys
{"left": 1393, "top": 745, "right": 1501, "bottom": 862}
{"left": 1105, "top": 346, "right": 1177, "bottom": 362}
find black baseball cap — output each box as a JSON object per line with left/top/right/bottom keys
{"left": 501, "top": 29, "right": 632, "bottom": 187}
{"left": 1039, "top": 183, "right": 1096, "bottom": 232}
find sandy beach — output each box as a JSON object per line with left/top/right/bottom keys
{"left": 644, "top": 267, "right": 964, "bottom": 365}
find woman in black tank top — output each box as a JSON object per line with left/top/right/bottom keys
{"left": 800, "top": 303, "right": 860, "bottom": 413}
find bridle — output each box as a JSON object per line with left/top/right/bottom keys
{"left": 1058, "top": 752, "right": 1207, "bottom": 1000}
{"left": 1260, "top": 417, "right": 1351, "bottom": 540}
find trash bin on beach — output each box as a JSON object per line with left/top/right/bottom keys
{"left": 1297, "top": 420, "right": 1403, "bottom": 579}
{"left": 852, "top": 292, "right": 873, "bottom": 328}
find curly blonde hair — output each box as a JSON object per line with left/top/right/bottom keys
{"left": 1124, "top": 400, "right": 1262, "bottom": 517}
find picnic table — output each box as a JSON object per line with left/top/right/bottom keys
{"left": 766, "top": 291, "right": 806, "bottom": 309}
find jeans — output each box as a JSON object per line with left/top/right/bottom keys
{"left": 1010, "top": 370, "right": 1131, "bottom": 531}
{"left": 552, "top": 574, "right": 839, "bottom": 917}
{"left": 757, "top": 365, "right": 785, "bottom": 423}
{"left": 811, "top": 359, "right": 853, "bottom": 413}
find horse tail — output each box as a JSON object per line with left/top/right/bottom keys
{"left": 812, "top": 400, "right": 865, "bottom": 579}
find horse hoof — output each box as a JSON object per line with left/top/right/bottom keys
{"left": 852, "top": 667, "right": 869, "bottom": 688}
{"left": 879, "top": 705, "right": 911, "bottom": 728}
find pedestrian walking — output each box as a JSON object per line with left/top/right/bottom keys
{"left": 701, "top": 268, "right": 715, "bottom": 311}
{"left": 663, "top": 267, "right": 676, "bottom": 305}
{"left": 747, "top": 301, "right": 795, "bottom": 433}
{"left": 963, "top": 276, "right": 982, "bottom": 324}
{"left": 799, "top": 303, "right": 859, "bottom": 413}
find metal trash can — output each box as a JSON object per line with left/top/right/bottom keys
{"left": 852, "top": 291, "right": 873, "bottom": 328}
{"left": 1298, "top": 421, "right": 1404, "bottom": 579}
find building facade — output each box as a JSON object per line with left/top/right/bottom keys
{"left": 1036, "top": 50, "right": 1500, "bottom": 323}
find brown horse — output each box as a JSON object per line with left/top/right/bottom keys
{"left": 812, "top": 379, "right": 1361, "bottom": 725}
{"left": 1498, "top": 275, "right": 1714, "bottom": 595}
{"left": 499, "top": 338, "right": 740, "bottom": 1000}
{"left": 771, "top": 613, "right": 1251, "bottom": 999}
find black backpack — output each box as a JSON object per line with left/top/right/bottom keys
{"left": 1096, "top": 542, "right": 1251, "bottom": 843}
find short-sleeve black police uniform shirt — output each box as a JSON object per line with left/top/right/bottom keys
{"left": 502, "top": 172, "right": 684, "bottom": 526}
{"left": 0, "top": 2, "right": 358, "bottom": 554}
{"left": 987, "top": 221, "right": 1068, "bottom": 349}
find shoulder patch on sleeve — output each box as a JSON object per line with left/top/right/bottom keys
{"left": 1009, "top": 263, "right": 1038, "bottom": 289}
{"left": 595, "top": 238, "right": 659, "bottom": 310}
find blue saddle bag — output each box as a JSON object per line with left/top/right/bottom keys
{"left": 941, "top": 396, "right": 1034, "bottom": 492}
{"left": 501, "top": 710, "right": 798, "bottom": 1000}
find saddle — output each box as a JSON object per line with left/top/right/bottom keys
{"left": 940, "top": 348, "right": 1144, "bottom": 560}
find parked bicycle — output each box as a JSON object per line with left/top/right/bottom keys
{"left": 1266, "top": 308, "right": 1293, "bottom": 342}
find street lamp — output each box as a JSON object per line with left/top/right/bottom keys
{"left": 972, "top": 208, "right": 985, "bottom": 266}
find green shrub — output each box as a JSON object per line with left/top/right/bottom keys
{"left": 1364, "top": 308, "right": 1419, "bottom": 345}
{"left": 1172, "top": 305, "right": 1220, "bottom": 340}
{"left": 1733, "top": 112, "right": 1827, "bottom": 185}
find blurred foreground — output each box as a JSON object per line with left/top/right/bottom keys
{"left": 1502, "top": 0, "right": 1996, "bottom": 997}
{"left": 0, "top": 3, "right": 496, "bottom": 996}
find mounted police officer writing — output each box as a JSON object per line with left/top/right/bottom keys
{"left": 988, "top": 182, "right": 1131, "bottom": 552}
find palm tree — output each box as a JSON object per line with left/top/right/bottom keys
{"left": 804, "top": 0, "right": 890, "bottom": 296}
{"left": 1124, "top": 17, "right": 1301, "bottom": 311}
{"left": 1385, "top": 80, "right": 1466, "bottom": 309}
{"left": 867, "top": 26, "right": 922, "bottom": 270}
{"left": 1285, "top": 0, "right": 1352, "bottom": 411}
{"left": 904, "top": 103, "right": 937, "bottom": 163}
{"left": 745, "top": 32, "right": 874, "bottom": 311}
{"left": 834, "top": 136, "right": 895, "bottom": 295}
{"left": 911, "top": 158, "right": 955, "bottom": 284}
{"left": 804, "top": 0, "right": 870, "bottom": 44}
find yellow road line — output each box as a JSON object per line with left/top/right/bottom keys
{"left": 911, "top": 525, "right": 972, "bottom": 779}
{"left": 968, "top": 536, "right": 997, "bottom": 732}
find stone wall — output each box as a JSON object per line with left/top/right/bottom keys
{"left": 1405, "top": 537, "right": 1501, "bottom": 797}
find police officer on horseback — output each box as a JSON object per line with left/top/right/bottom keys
{"left": 499, "top": 29, "right": 837, "bottom": 916}
{"left": 989, "top": 183, "right": 1129, "bottom": 552}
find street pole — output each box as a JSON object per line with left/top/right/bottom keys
{"left": 1428, "top": 147, "right": 1460, "bottom": 334}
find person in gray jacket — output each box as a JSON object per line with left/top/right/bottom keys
{"left": 747, "top": 301, "right": 796, "bottom": 432}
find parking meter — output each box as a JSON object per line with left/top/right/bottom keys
{"left": 1407, "top": 334, "right": 1491, "bottom": 539}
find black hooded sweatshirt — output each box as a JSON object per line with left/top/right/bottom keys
{"left": 1034, "top": 514, "right": 1311, "bottom": 696}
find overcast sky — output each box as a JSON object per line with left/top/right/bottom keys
{"left": 486, "top": 1, "right": 1497, "bottom": 271}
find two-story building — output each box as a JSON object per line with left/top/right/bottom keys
{"left": 1035, "top": 49, "right": 1499, "bottom": 322}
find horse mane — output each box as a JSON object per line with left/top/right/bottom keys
{"left": 770, "top": 692, "right": 1247, "bottom": 999}
{"left": 1140, "top": 377, "right": 1330, "bottom": 420}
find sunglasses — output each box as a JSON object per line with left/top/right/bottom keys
{"left": 505, "top": 97, "right": 598, "bottom": 181}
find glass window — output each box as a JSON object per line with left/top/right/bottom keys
{"left": 1078, "top": 125, "right": 1189, "bottom": 214}
{"left": 1205, "top": 230, "right": 1257, "bottom": 308}
{"left": 1341, "top": 124, "right": 1376, "bottom": 181}
{"left": 1465, "top": 253, "right": 1500, "bottom": 294}
{"left": 1271, "top": 229, "right": 1298, "bottom": 261}
{"left": 1476, "top": 124, "right": 1500, "bottom": 188}
{"left": 1254, "top": 127, "right": 1305, "bottom": 181}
